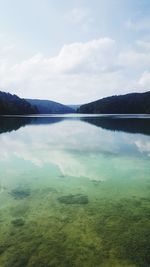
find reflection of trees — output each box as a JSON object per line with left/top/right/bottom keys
{"left": 1, "top": 115, "right": 150, "bottom": 136}
{"left": 0, "top": 117, "right": 31, "bottom": 134}
{"left": 81, "top": 117, "right": 150, "bottom": 136}
{"left": 28, "top": 117, "right": 65, "bottom": 125}
{"left": 0, "top": 117, "right": 64, "bottom": 134}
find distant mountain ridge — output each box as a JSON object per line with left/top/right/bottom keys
{"left": 0, "top": 91, "right": 74, "bottom": 115}
{"left": 26, "top": 99, "right": 74, "bottom": 114}
{"left": 1, "top": 90, "right": 150, "bottom": 115}
{"left": 78, "top": 91, "right": 150, "bottom": 114}
{"left": 68, "top": 105, "right": 81, "bottom": 111}
{"left": 0, "top": 91, "right": 37, "bottom": 115}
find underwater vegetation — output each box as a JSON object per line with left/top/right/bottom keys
{"left": 11, "top": 218, "right": 25, "bottom": 227}
{"left": 10, "top": 204, "right": 29, "bottom": 218}
{"left": 9, "top": 188, "right": 30, "bottom": 200}
{"left": 93, "top": 198, "right": 150, "bottom": 267}
{"left": 57, "top": 194, "right": 89, "bottom": 204}
{"left": 0, "top": 190, "right": 149, "bottom": 267}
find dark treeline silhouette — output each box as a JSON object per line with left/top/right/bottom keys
{"left": 0, "top": 91, "right": 38, "bottom": 115}
{"left": 78, "top": 91, "right": 150, "bottom": 114}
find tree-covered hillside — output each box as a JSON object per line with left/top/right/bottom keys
{"left": 78, "top": 91, "right": 150, "bottom": 114}
{"left": 0, "top": 91, "right": 38, "bottom": 115}
{"left": 26, "top": 99, "right": 74, "bottom": 114}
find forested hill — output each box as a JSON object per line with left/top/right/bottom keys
{"left": 0, "top": 91, "right": 38, "bottom": 115}
{"left": 26, "top": 99, "right": 74, "bottom": 114}
{"left": 78, "top": 91, "right": 150, "bottom": 114}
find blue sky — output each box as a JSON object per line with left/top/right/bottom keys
{"left": 0, "top": 0, "right": 150, "bottom": 104}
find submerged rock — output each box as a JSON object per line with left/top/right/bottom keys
{"left": 58, "top": 194, "right": 89, "bottom": 205}
{"left": 10, "top": 188, "right": 30, "bottom": 199}
{"left": 11, "top": 218, "right": 25, "bottom": 227}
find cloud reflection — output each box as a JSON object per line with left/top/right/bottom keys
{"left": 0, "top": 118, "right": 149, "bottom": 181}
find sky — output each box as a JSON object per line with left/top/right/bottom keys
{"left": 0, "top": 0, "right": 150, "bottom": 104}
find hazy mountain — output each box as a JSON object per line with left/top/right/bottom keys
{"left": 26, "top": 99, "right": 74, "bottom": 114}
{"left": 68, "top": 105, "right": 81, "bottom": 111}
{"left": 78, "top": 91, "right": 150, "bottom": 114}
{"left": 0, "top": 91, "right": 38, "bottom": 115}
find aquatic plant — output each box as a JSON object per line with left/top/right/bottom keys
{"left": 94, "top": 198, "right": 150, "bottom": 267}
{"left": 57, "top": 194, "right": 89, "bottom": 205}
{"left": 10, "top": 204, "right": 29, "bottom": 218}
{"left": 11, "top": 218, "right": 25, "bottom": 227}
{"left": 0, "top": 194, "right": 149, "bottom": 267}
{"left": 10, "top": 188, "right": 30, "bottom": 200}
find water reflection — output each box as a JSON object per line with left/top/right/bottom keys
{"left": 0, "top": 116, "right": 64, "bottom": 134}
{"left": 0, "top": 116, "right": 150, "bottom": 267}
{"left": 1, "top": 115, "right": 150, "bottom": 136}
{"left": 0, "top": 116, "right": 150, "bottom": 183}
{"left": 0, "top": 117, "right": 31, "bottom": 134}
{"left": 82, "top": 116, "right": 150, "bottom": 135}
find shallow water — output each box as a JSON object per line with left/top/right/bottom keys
{"left": 0, "top": 115, "right": 150, "bottom": 267}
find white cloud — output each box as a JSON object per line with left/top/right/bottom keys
{"left": 52, "top": 38, "right": 116, "bottom": 74}
{"left": 1, "top": 38, "right": 116, "bottom": 76}
{"left": 0, "top": 37, "right": 119, "bottom": 102}
{"left": 118, "top": 50, "right": 150, "bottom": 69}
{"left": 0, "top": 37, "right": 149, "bottom": 104}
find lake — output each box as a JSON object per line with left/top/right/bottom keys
{"left": 0, "top": 115, "right": 150, "bottom": 267}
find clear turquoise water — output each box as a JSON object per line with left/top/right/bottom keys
{"left": 0, "top": 115, "right": 150, "bottom": 267}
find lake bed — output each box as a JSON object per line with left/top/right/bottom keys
{"left": 0, "top": 115, "right": 150, "bottom": 267}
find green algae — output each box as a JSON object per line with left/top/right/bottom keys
{"left": 0, "top": 189, "right": 149, "bottom": 267}
{"left": 11, "top": 218, "right": 25, "bottom": 227}
{"left": 93, "top": 199, "right": 150, "bottom": 267}
{"left": 9, "top": 188, "right": 30, "bottom": 200}
{"left": 10, "top": 204, "right": 29, "bottom": 218}
{"left": 58, "top": 194, "right": 89, "bottom": 205}
{"left": 0, "top": 174, "right": 150, "bottom": 267}
{"left": 0, "top": 173, "right": 150, "bottom": 267}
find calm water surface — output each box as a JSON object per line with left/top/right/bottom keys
{"left": 0, "top": 115, "right": 150, "bottom": 267}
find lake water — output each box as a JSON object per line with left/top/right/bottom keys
{"left": 0, "top": 115, "right": 150, "bottom": 267}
